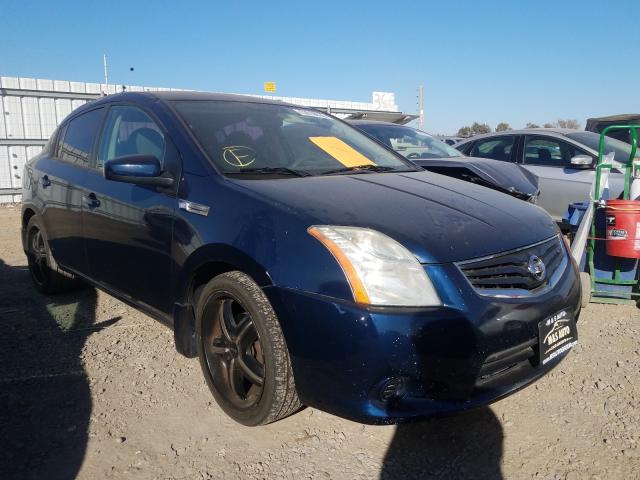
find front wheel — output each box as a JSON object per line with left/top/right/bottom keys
{"left": 579, "top": 271, "right": 591, "bottom": 309}
{"left": 195, "top": 271, "right": 301, "bottom": 425}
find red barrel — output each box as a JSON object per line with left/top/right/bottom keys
{"left": 605, "top": 199, "right": 640, "bottom": 258}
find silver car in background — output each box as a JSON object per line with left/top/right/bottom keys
{"left": 454, "top": 129, "right": 633, "bottom": 221}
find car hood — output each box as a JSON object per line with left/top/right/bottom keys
{"left": 412, "top": 156, "right": 540, "bottom": 199}
{"left": 232, "top": 171, "right": 558, "bottom": 264}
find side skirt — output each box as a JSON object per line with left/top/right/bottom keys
{"left": 57, "top": 264, "right": 174, "bottom": 328}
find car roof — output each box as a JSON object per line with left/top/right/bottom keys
{"left": 64, "top": 90, "right": 300, "bottom": 122}
{"left": 587, "top": 113, "right": 640, "bottom": 122}
{"left": 456, "top": 128, "right": 582, "bottom": 144}
{"left": 142, "top": 90, "right": 295, "bottom": 105}
{"left": 80, "top": 90, "right": 296, "bottom": 110}
{"left": 346, "top": 120, "right": 401, "bottom": 126}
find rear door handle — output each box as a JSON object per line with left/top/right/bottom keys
{"left": 84, "top": 192, "right": 101, "bottom": 209}
{"left": 41, "top": 175, "right": 51, "bottom": 188}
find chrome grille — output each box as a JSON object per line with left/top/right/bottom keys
{"left": 457, "top": 235, "right": 567, "bottom": 297}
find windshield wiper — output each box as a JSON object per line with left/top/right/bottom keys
{"left": 227, "top": 167, "right": 312, "bottom": 177}
{"left": 320, "top": 165, "right": 405, "bottom": 175}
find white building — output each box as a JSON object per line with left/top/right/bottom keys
{"left": 0, "top": 75, "right": 415, "bottom": 203}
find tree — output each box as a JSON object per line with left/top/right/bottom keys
{"left": 470, "top": 122, "right": 491, "bottom": 135}
{"left": 457, "top": 126, "right": 473, "bottom": 138}
{"left": 556, "top": 119, "right": 581, "bottom": 129}
{"left": 526, "top": 122, "right": 540, "bottom": 129}
{"left": 495, "top": 122, "right": 511, "bottom": 132}
{"left": 543, "top": 123, "right": 555, "bottom": 128}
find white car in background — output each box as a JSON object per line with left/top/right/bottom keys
{"left": 454, "top": 129, "right": 633, "bottom": 221}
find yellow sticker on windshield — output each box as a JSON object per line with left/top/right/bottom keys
{"left": 308, "top": 137, "right": 376, "bottom": 167}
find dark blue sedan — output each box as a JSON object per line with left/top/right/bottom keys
{"left": 21, "top": 92, "right": 580, "bottom": 425}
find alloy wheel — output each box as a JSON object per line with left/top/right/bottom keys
{"left": 29, "top": 228, "right": 49, "bottom": 286}
{"left": 202, "top": 295, "right": 265, "bottom": 409}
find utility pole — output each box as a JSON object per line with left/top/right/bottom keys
{"left": 417, "top": 85, "right": 424, "bottom": 130}
{"left": 103, "top": 53, "right": 109, "bottom": 96}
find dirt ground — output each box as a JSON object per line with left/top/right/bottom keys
{"left": 0, "top": 204, "right": 638, "bottom": 480}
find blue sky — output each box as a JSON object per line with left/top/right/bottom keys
{"left": 2, "top": 0, "right": 639, "bottom": 134}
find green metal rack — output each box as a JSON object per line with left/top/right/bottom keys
{"left": 587, "top": 125, "right": 640, "bottom": 305}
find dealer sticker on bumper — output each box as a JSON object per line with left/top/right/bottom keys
{"left": 538, "top": 309, "right": 577, "bottom": 365}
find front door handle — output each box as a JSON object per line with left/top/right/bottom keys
{"left": 41, "top": 175, "right": 51, "bottom": 188}
{"left": 84, "top": 192, "right": 101, "bottom": 209}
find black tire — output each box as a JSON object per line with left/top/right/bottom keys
{"left": 25, "top": 216, "right": 79, "bottom": 294}
{"left": 195, "top": 271, "right": 301, "bottom": 426}
{"left": 579, "top": 271, "right": 591, "bottom": 309}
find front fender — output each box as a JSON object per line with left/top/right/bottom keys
{"left": 174, "top": 243, "right": 274, "bottom": 305}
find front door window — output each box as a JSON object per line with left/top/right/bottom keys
{"left": 97, "top": 106, "right": 165, "bottom": 169}
{"left": 523, "top": 136, "right": 586, "bottom": 167}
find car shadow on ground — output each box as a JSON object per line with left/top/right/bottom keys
{"left": 380, "top": 407, "right": 503, "bottom": 480}
{"left": 0, "top": 259, "right": 119, "bottom": 479}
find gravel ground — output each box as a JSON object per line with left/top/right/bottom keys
{"left": 0, "top": 204, "right": 638, "bottom": 480}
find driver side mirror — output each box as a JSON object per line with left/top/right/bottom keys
{"left": 104, "top": 154, "right": 174, "bottom": 187}
{"left": 569, "top": 154, "right": 593, "bottom": 169}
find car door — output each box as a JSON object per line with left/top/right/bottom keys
{"left": 82, "top": 104, "right": 180, "bottom": 315}
{"left": 520, "top": 135, "right": 595, "bottom": 221}
{"left": 37, "top": 107, "right": 105, "bottom": 274}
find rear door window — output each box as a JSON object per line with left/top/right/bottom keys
{"left": 97, "top": 106, "right": 166, "bottom": 169}
{"left": 469, "top": 136, "right": 515, "bottom": 162}
{"left": 53, "top": 125, "right": 67, "bottom": 158}
{"left": 523, "top": 136, "right": 587, "bottom": 167}
{"left": 58, "top": 108, "right": 104, "bottom": 166}
{"left": 455, "top": 141, "right": 474, "bottom": 155}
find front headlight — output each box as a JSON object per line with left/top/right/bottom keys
{"left": 308, "top": 226, "right": 441, "bottom": 307}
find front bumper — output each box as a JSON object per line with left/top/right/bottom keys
{"left": 264, "top": 259, "right": 581, "bottom": 424}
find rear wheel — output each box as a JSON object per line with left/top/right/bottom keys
{"left": 26, "top": 216, "right": 78, "bottom": 294}
{"left": 195, "top": 271, "right": 301, "bottom": 425}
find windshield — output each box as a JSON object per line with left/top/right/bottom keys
{"left": 172, "top": 101, "right": 416, "bottom": 176}
{"left": 355, "top": 123, "right": 463, "bottom": 159}
{"left": 565, "top": 131, "right": 638, "bottom": 163}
